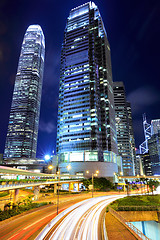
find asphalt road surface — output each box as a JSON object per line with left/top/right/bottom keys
{"left": 37, "top": 195, "right": 124, "bottom": 240}
{"left": 0, "top": 195, "right": 93, "bottom": 240}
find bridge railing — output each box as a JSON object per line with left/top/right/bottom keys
{"left": 0, "top": 181, "right": 47, "bottom": 188}
{"left": 109, "top": 207, "right": 151, "bottom": 240}
{"left": 112, "top": 205, "right": 160, "bottom": 211}
{"left": 0, "top": 179, "right": 81, "bottom": 189}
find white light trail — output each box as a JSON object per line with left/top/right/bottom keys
{"left": 37, "top": 195, "right": 125, "bottom": 240}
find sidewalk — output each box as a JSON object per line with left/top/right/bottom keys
{"left": 105, "top": 212, "right": 137, "bottom": 240}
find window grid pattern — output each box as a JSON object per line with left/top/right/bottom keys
{"left": 57, "top": 3, "right": 117, "bottom": 161}
{"left": 4, "top": 25, "right": 45, "bottom": 159}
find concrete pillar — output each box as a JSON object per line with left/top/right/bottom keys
{"left": 69, "top": 182, "right": 74, "bottom": 191}
{"left": 54, "top": 184, "right": 57, "bottom": 194}
{"left": 13, "top": 189, "right": 19, "bottom": 203}
{"left": 74, "top": 183, "right": 79, "bottom": 191}
{"left": 34, "top": 186, "right": 40, "bottom": 200}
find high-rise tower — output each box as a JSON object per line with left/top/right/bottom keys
{"left": 4, "top": 25, "right": 45, "bottom": 159}
{"left": 57, "top": 2, "right": 118, "bottom": 163}
{"left": 113, "top": 82, "right": 135, "bottom": 176}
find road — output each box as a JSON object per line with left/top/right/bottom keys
{"left": 37, "top": 195, "right": 124, "bottom": 240}
{"left": 0, "top": 192, "right": 114, "bottom": 240}
{"left": 0, "top": 196, "right": 93, "bottom": 240}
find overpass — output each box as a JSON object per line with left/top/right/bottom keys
{"left": 118, "top": 175, "right": 160, "bottom": 180}
{"left": 0, "top": 166, "right": 83, "bottom": 202}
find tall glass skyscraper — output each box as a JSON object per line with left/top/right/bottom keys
{"left": 113, "top": 82, "right": 135, "bottom": 176}
{"left": 4, "top": 25, "right": 45, "bottom": 159}
{"left": 57, "top": 2, "right": 118, "bottom": 163}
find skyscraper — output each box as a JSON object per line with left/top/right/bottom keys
{"left": 113, "top": 82, "right": 135, "bottom": 176}
{"left": 126, "top": 101, "right": 136, "bottom": 174}
{"left": 151, "top": 119, "right": 160, "bottom": 135}
{"left": 56, "top": 2, "right": 118, "bottom": 165}
{"left": 139, "top": 114, "right": 151, "bottom": 154}
{"left": 4, "top": 25, "right": 45, "bottom": 159}
{"left": 148, "top": 119, "right": 160, "bottom": 175}
{"left": 148, "top": 132, "right": 160, "bottom": 175}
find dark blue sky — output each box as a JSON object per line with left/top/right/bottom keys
{"left": 0, "top": 0, "right": 160, "bottom": 158}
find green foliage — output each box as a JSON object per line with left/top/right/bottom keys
{"left": 83, "top": 177, "right": 113, "bottom": 191}
{"left": 148, "top": 179, "right": 159, "bottom": 193}
{"left": 0, "top": 191, "right": 9, "bottom": 197}
{"left": 108, "top": 194, "right": 160, "bottom": 211}
{"left": 0, "top": 199, "right": 48, "bottom": 221}
{"left": 82, "top": 179, "right": 91, "bottom": 190}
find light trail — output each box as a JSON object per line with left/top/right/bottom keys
{"left": 37, "top": 195, "right": 125, "bottom": 240}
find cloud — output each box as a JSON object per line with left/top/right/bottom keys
{"left": 127, "top": 86, "right": 160, "bottom": 114}
{"left": 39, "top": 120, "right": 56, "bottom": 134}
{"left": 137, "top": 6, "right": 157, "bottom": 41}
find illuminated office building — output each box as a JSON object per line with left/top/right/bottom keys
{"left": 57, "top": 2, "right": 118, "bottom": 166}
{"left": 126, "top": 101, "right": 136, "bottom": 174}
{"left": 4, "top": 25, "right": 45, "bottom": 159}
{"left": 151, "top": 119, "right": 160, "bottom": 135}
{"left": 113, "top": 82, "right": 135, "bottom": 176}
{"left": 148, "top": 120, "right": 160, "bottom": 175}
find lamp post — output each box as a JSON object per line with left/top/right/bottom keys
{"left": 92, "top": 173, "right": 94, "bottom": 198}
{"left": 56, "top": 164, "right": 71, "bottom": 215}
{"left": 48, "top": 165, "right": 54, "bottom": 174}
{"left": 56, "top": 170, "right": 60, "bottom": 215}
{"left": 86, "top": 170, "right": 99, "bottom": 198}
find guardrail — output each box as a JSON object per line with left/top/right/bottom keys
{"left": 0, "top": 179, "right": 81, "bottom": 190}
{"left": 109, "top": 207, "right": 151, "bottom": 240}
{"left": 102, "top": 212, "right": 108, "bottom": 240}
{"left": 113, "top": 205, "right": 160, "bottom": 211}
{"left": 0, "top": 181, "right": 47, "bottom": 188}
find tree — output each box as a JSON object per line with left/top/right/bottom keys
{"left": 82, "top": 177, "right": 113, "bottom": 191}
{"left": 148, "top": 179, "right": 159, "bottom": 194}
{"left": 82, "top": 179, "right": 91, "bottom": 190}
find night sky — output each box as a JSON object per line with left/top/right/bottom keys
{"left": 0, "top": 0, "right": 160, "bottom": 159}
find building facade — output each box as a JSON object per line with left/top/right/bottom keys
{"left": 56, "top": 2, "right": 118, "bottom": 167}
{"left": 148, "top": 132, "right": 160, "bottom": 175}
{"left": 4, "top": 25, "right": 45, "bottom": 159}
{"left": 113, "top": 81, "right": 135, "bottom": 176}
{"left": 140, "top": 153, "right": 152, "bottom": 176}
{"left": 151, "top": 119, "right": 160, "bottom": 135}
{"left": 139, "top": 114, "right": 152, "bottom": 154}
{"left": 138, "top": 117, "right": 160, "bottom": 175}
{"left": 126, "top": 101, "right": 136, "bottom": 174}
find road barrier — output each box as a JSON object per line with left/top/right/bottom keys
{"left": 113, "top": 205, "right": 160, "bottom": 211}
{"left": 109, "top": 207, "right": 151, "bottom": 240}
{"left": 0, "top": 179, "right": 81, "bottom": 191}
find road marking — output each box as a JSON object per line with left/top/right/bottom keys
{"left": 23, "top": 211, "right": 56, "bottom": 230}
{"left": 7, "top": 207, "right": 67, "bottom": 240}
{"left": 7, "top": 211, "right": 56, "bottom": 240}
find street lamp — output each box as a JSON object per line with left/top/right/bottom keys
{"left": 56, "top": 170, "right": 60, "bottom": 215}
{"left": 44, "top": 155, "right": 51, "bottom": 161}
{"left": 56, "top": 165, "right": 72, "bottom": 215}
{"left": 86, "top": 170, "right": 99, "bottom": 198}
{"left": 67, "top": 164, "right": 71, "bottom": 171}
{"left": 48, "top": 165, "right": 53, "bottom": 170}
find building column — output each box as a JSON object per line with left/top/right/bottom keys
{"left": 33, "top": 186, "right": 40, "bottom": 200}
{"left": 13, "top": 189, "right": 19, "bottom": 203}
{"left": 54, "top": 184, "right": 57, "bottom": 194}
{"left": 69, "top": 182, "right": 74, "bottom": 191}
